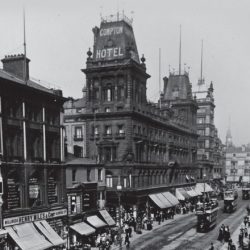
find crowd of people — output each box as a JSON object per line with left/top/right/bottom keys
{"left": 217, "top": 224, "right": 235, "bottom": 249}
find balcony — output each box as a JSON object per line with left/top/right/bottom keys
{"left": 115, "top": 132, "right": 125, "bottom": 139}
{"left": 103, "top": 133, "right": 113, "bottom": 139}
{"left": 74, "top": 135, "right": 83, "bottom": 141}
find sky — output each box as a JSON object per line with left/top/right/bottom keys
{"left": 1, "top": 0, "right": 250, "bottom": 146}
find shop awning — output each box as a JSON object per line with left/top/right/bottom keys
{"left": 185, "top": 187, "right": 198, "bottom": 197}
{"left": 161, "top": 192, "right": 179, "bottom": 206}
{"left": 34, "top": 220, "right": 64, "bottom": 246}
{"left": 6, "top": 222, "right": 52, "bottom": 250}
{"left": 175, "top": 189, "right": 185, "bottom": 200}
{"left": 195, "top": 183, "right": 214, "bottom": 193}
{"left": 99, "top": 209, "right": 116, "bottom": 226}
{"left": 86, "top": 215, "right": 106, "bottom": 229}
{"left": 70, "top": 222, "right": 95, "bottom": 236}
{"left": 242, "top": 176, "right": 250, "bottom": 183}
{"left": 176, "top": 188, "right": 190, "bottom": 199}
{"left": 149, "top": 194, "right": 166, "bottom": 209}
{"left": 226, "top": 176, "right": 239, "bottom": 182}
{"left": 156, "top": 193, "right": 173, "bottom": 208}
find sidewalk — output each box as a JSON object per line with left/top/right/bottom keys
{"left": 111, "top": 212, "right": 194, "bottom": 250}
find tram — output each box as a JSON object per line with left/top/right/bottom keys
{"left": 242, "top": 183, "right": 250, "bottom": 200}
{"left": 223, "top": 189, "right": 238, "bottom": 213}
{"left": 196, "top": 202, "right": 219, "bottom": 232}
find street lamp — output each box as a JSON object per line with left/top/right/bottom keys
{"left": 203, "top": 173, "right": 206, "bottom": 211}
{"left": 116, "top": 180, "right": 122, "bottom": 250}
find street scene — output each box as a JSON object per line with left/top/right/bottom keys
{"left": 0, "top": 0, "right": 250, "bottom": 250}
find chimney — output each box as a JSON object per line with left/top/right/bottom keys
{"left": 1, "top": 54, "right": 30, "bottom": 81}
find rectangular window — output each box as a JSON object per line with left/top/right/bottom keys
{"left": 72, "top": 169, "right": 77, "bottom": 182}
{"left": 105, "top": 125, "right": 112, "bottom": 135}
{"left": 205, "top": 127, "right": 210, "bottom": 136}
{"left": 118, "top": 125, "right": 125, "bottom": 135}
{"left": 198, "top": 130, "right": 205, "bottom": 136}
{"left": 87, "top": 169, "right": 91, "bottom": 182}
{"left": 98, "top": 169, "right": 102, "bottom": 181}
{"left": 205, "top": 140, "right": 209, "bottom": 148}
{"left": 106, "top": 176, "right": 113, "bottom": 187}
{"left": 197, "top": 118, "right": 205, "bottom": 124}
{"left": 75, "top": 127, "right": 83, "bottom": 139}
{"left": 105, "top": 107, "right": 111, "bottom": 112}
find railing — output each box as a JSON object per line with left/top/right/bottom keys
{"left": 101, "top": 12, "right": 133, "bottom": 26}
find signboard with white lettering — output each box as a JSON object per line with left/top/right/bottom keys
{"left": 93, "top": 21, "right": 139, "bottom": 63}
{"left": 3, "top": 208, "right": 67, "bottom": 227}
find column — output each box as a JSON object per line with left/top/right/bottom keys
{"left": 42, "top": 107, "right": 46, "bottom": 162}
{"left": 60, "top": 126, "right": 64, "bottom": 162}
{"left": 44, "top": 167, "right": 48, "bottom": 206}
{"left": 22, "top": 102, "right": 27, "bottom": 161}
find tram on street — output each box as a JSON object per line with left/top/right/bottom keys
{"left": 223, "top": 189, "right": 238, "bottom": 213}
{"left": 242, "top": 183, "right": 250, "bottom": 200}
{"left": 196, "top": 202, "right": 219, "bottom": 232}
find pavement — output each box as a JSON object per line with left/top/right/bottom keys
{"left": 110, "top": 212, "right": 194, "bottom": 250}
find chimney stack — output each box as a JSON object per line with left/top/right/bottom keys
{"left": 1, "top": 54, "right": 30, "bottom": 81}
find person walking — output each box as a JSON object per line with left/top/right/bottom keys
{"left": 124, "top": 234, "right": 130, "bottom": 248}
{"left": 209, "top": 242, "right": 214, "bottom": 250}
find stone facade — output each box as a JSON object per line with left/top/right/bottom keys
{"left": 78, "top": 14, "right": 198, "bottom": 215}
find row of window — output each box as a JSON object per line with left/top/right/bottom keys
{"left": 92, "top": 125, "right": 125, "bottom": 136}
{"left": 92, "top": 87, "right": 125, "bottom": 102}
{"left": 72, "top": 168, "right": 103, "bottom": 182}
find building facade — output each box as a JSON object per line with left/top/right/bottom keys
{"left": 79, "top": 14, "right": 198, "bottom": 216}
{"left": 225, "top": 129, "right": 250, "bottom": 183}
{"left": 0, "top": 54, "right": 67, "bottom": 249}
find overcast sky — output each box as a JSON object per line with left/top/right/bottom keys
{"left": 1, "top": 0, "right": 250, "bottom": 146}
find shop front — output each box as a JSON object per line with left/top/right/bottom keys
{"left": 3, "top": 208, "right": 67, "bottom": 250}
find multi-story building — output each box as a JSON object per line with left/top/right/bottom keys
{"left": 193, "top": 81, "right": 215, "bottom": 180}
{"left": 78, "top": 13, "right": 198, "bottom": 217}
{"left": 0, "top": 54, "right": 67, "bottom": 249}
{"left": 225, "top": 129, "right": 250, "bottom": 183}
{"left": 63, "top": 92, "right": 106, "bottom": 225}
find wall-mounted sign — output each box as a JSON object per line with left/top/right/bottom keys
{"left": 96, "top": 47, "right": 124, "bottom": 60}
{"left": 3, "top": 208, "right": 67, "bottom": 227}
{"left": 100, "top": 26, "right": 123, "bottom": 37}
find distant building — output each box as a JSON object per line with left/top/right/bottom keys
{"left": 0, "top": 54, "right": 67, "bottom": 248}
{"left": 225, "top": 128, "right": 250, "bottom": 183}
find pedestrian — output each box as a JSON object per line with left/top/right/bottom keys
{"left": 245, "top": 227, "right": 249, "bottom": 238}
{"left": 124, "top": 234, "right": 130, "bottom": 248}
{"left": 209, "top": 242, "right": 214, "bottom": 250}
{"left": 217, "top": 226, "right": 224, "bottom": 242}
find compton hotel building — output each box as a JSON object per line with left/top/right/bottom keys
{"left": 63, "top": 13, "right": 200, "bottom": 218}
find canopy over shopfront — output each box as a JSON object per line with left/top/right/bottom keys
{"left": 70, "top": 222, "right": 95, "bottom": 236}
{"left": 86, "top": 215, "right": 106, "bottom": 229}
{"left": 226, "top": 176, "right": 240, "bottom": 182}
{"left": 6, "top": 222, "right": 53, "bottom": 250}
{"left": 185, "top": 187, "right": 198, "bottom": 197}
{"left": 195, "top": 183, "right": 214, "bottom": 193}
{"left": 176, "top": 188, "right": 190, "bottom": 200}
{"left": 99, "top": 209, "right": 116, "bottom": 226}
{"left": 34, "top": 220, "right": 65, "bottom": 246}
{"left": 161, "top": 192, "right": 179, "bottom": 206}
{"left": 149, "top": 193, "right": 173, "bottom": 209}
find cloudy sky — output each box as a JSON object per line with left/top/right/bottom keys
{"left": 1, "top": 0, "right": 250, "bottom": 146}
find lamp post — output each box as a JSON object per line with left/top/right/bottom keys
{"left": 117, "top": 181, "right": 122, "bottom": 250}
{"left": 203, "top": 173, "right": 206, "bottom": 212}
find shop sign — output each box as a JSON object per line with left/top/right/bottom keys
{"left": 3, "top": 208, "right": 67, "bottom": 227}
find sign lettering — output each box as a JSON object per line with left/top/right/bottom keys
{"left": 96, "top": 47, "right": 123, "bottom": 59}
{"left": 100, "top": 27, "right": 123, "bottom": 36}
{"left": 3, "top": 208, "right": 67, "bottom": 227}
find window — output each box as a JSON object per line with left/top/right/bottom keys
{"left": 205, "top": 127, "right": 210, "bottom": 136}
{"left": 94, "top": 126, "right": 99, "bottom": 135}
{"left": 117, "top": 87, "right": 125, "bottom": 100}
{"left": 206, "top": 115, "right": 210, "bottom": 123}
{"left": 87, "top": 169, "right": 91, "bottom": 182}
{"left": 72, "top": 169, "right": 77, "bottom": 182}
{"left": 105, "top": 125, "right": 112, "bottom": 135}
{"left": 106, "top": 175, "right": 113, "bottom": 187}
{"left": 197, "top": 118, "right": 205, "bottom": 124}
{"left": 123, "top": 177, "right": 127, "bottom": 188}
{"left": 98, "top": 169, "right": 103, "bottom": 181}
{"left": 104, "top": 88, "right": 113, "bottom": 102}
{"left": 93, "top": 89, "right": 99, "bottom": 100}
{"left": 118, "top": 125, "right": 125, "bottom": 135}
{"left": 75, "top": 127, "right": 83, "bottom": 139}
{"left": 74, "top": 145, "right": 83, "bottom": 158}
{"left": 205, "top": 140, "right": 210, "bottom": 148}
{"left": 105, "top": 107, "right": 111, "bottom": 112}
